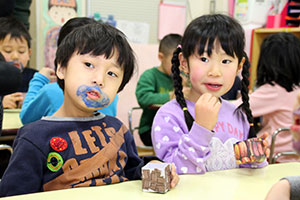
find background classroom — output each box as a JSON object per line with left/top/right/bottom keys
{"left": 26, "top": 0, "right": 297, "bottom": 146}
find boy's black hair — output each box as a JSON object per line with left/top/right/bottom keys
{"left": 57, "top": 17, "right": 97, "bottom": 47}
{"left": 171, "top": 14, "right": 256, "bottom": 138}
{"left": 159, "top": 33, "right": 182, "bottom": 55}
{"left": 0, "top": 17, "right": 31, "bottom": 48}
{"left": 56, "top": 23, "right": 136, "bottom": 93}
{"left": 54, "top": 17, "right": 98, "bottom": 69}
{"left": 256, "top": 32, "right": 300, "bottom": 92}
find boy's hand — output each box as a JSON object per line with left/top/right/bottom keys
{"left": 261, "top": 132, "right": 270, "bottom": 158}
{"left": 149, "top": 160, "right": 179, "bottom": 188}
{"left": 2, "top": 92, "right": 24, "bottom": 109}
{"left": 39, "top": 67, "right": 56, "bottom": 82}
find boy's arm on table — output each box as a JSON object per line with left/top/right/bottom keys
{"left": 265, "top": 177, "right": 299, "bottom": 200}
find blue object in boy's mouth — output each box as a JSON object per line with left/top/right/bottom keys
{"left": 76, "top": 85, "right": 110, "bottom": 108}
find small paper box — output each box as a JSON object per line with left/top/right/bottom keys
{"left": 142, "top": 162, "right": 171, "bottom": 194}
{"left": 234, "top": 138, "right": 265, "bottom": 165}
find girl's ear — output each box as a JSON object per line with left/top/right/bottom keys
{"left": 56, "top": 64, "right": 65, "bottom": 80}
{"left": 179, "top": 52, "right": 189, "bottom": 74}
{"left": 237, "top": 57, "right": 245, "bottom": 74}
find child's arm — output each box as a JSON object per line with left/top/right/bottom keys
{"left": 136, "top": 71, "right": 171, "bottom": 107}
{"left": 0, "top": 134, "right": 45, "bottom": 196}
{"left": 20, "top": 69, "right": 55, "bottom": 124}
{"left": 152, "top": 109, "right": 215, "bottom": 174}
{"left": 123, "top": 129, "right": 179, "bottom": 188}
{"left": 2, "top": 92, "right": 24, "bottom": 109}
{"left": 265, "top": 177, "right": 299, "bottom": 200}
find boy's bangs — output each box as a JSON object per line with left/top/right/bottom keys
{"left": 75, "top": 39, "right": 116, "bottom": 62}
{"left": 74, "top": 34, "right": 129, "bottom": 69}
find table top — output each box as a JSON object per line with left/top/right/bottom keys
{"left": 2, "top": 109, "right": 22, "bottom": 130}
{"left": 3, "top": 162, "right": 300, "bottom": 200}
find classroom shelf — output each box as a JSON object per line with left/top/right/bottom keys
{"left": 250, "top": 27, "right": 300, "bottom": 90}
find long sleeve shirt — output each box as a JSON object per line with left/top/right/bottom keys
{"left": 152, "top": 99, "right": 267, "bottom": 175}
{"left": 0, "top": 114, "right": 145, "bottom": 197}
{"left": 135, "top": 67, "right": 173, "bottom": 135}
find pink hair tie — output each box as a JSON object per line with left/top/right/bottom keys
{"left": 177, "top": 44, "right": 182, "bottom": 49}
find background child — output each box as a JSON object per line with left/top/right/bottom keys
{"left": 0, "top": 52, "right": 22, "bottom": 133}
{"left": 135, "top": 33, "right": 182, "bottom": 146}
{"left": 265, "top": 93, "right": 300, "bottom": 200}
{"left": 0, "top": 52, "right": 22, "bottom": 177}
{"left": 151, "top": 14, "right": 269, "bottom": 174}
{"left": 0, "top": 16, "right": 37, "bottom": 109}
{"left": 233, "top": 32, "right": 300, "bottom": 163}
{"left": 0, "top": 22, "right": 178, "bottom": 197}
{"left": 20, "top": 17, "right": 119, "bottom": 125}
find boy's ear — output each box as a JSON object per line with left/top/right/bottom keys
{"left": 158, "top": 52, "right": 164, "bottom": 62}
{"left": 237, "top": 57, "right": 245, "bottom": 74}
{"left": 179, "top": 52, "right": 189, "bottom": 74}
{"left": 56, "top": 64, "right": 65, "bottom": 80}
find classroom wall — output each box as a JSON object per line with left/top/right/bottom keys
{"left": 88, "top": 0, "right": 229, "bottom": 44}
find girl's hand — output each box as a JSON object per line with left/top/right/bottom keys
{"left": 195, "top": 93, "right": 221, "bottom": 130}
{"left": 149, "top": 161, "right": 179, "bottom": 189}
{"left": 261, "top": 132, "right": 270, "bottom": 158}
{"left": 170, "top": 163, "right": 179, "bottom": 188}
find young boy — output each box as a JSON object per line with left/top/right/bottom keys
{"left": 20, "top": 17, "right": 119, "bottom": 125}
{"left": 135, "top": 33, "right": 182, "bottom": 146}
{"left": 0, "top": 22, "right": 178, "bottom": 197}
{"left": 0, "top": 16, "right": 37, "bottom": 109}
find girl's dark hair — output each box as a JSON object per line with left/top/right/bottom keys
{"left": 56, "top": 23, "right": 136, "bottom": 92}
{"left": 0, "top": 17, "right": 31, "bottom": 48}
{"left": 256, "top": 32, "right": 300, "bottom": 92}
{"left": 172, "top": 14, "right": 256, "bottom": 138}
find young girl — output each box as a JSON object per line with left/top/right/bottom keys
{"left": 151, "top": 14, "right": 269, "bottom": 174}
{"left": 233, "top": 32, "right": 300, "bottom": 163}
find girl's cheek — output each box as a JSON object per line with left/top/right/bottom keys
{"left": 190, "top": 69, "right": 204, "bottom": 84}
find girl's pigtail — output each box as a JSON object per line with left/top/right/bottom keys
{"left": 171, "top": 46, "right": 194, "bottom": 131}
{"left": 238, "top": 52, "right": 256, "bottom": 138}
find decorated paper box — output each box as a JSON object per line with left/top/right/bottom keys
{"left": 234, "top": 137, "right": 265, "bottom": 164}
{"left": 142, "top": 162, "right": 171, "bottom": 194}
